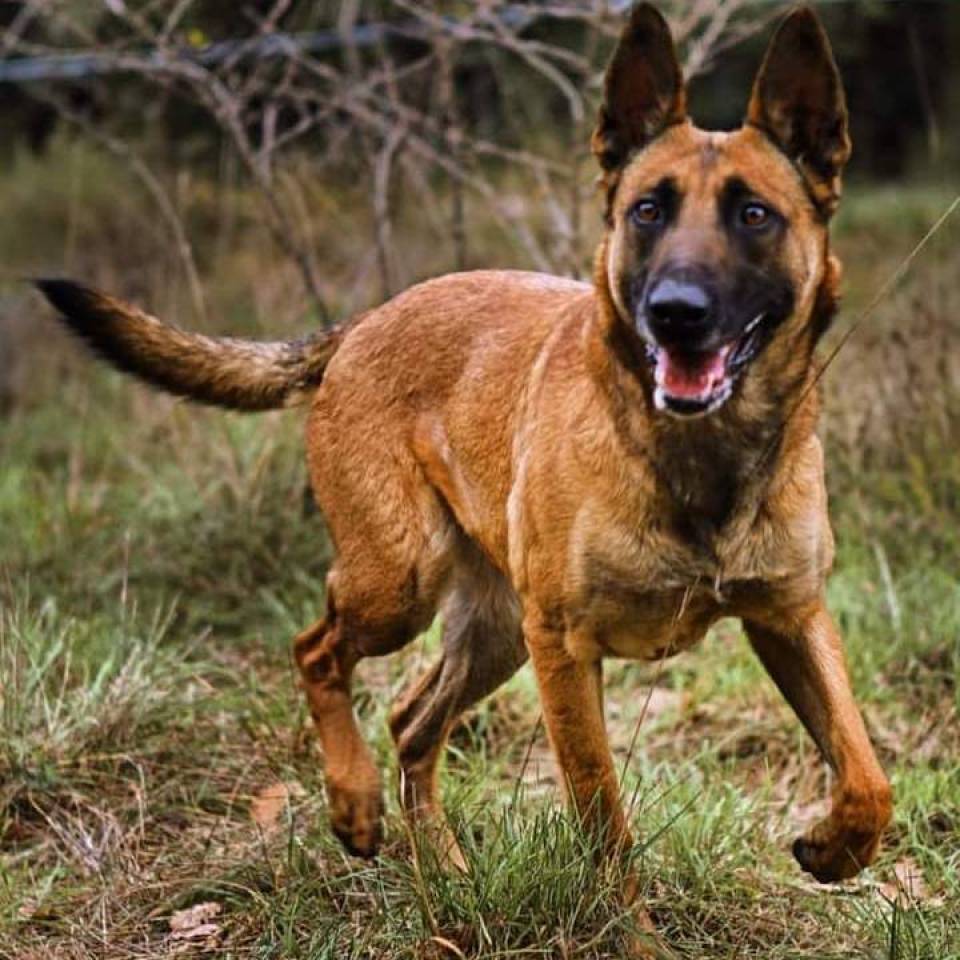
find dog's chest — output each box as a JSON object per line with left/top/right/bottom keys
{"left": 563, "top": 497, "right": 825, "bottom": 660}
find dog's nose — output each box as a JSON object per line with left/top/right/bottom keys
{"left": 646, "top": 277, "right": 714, "bottom": 341}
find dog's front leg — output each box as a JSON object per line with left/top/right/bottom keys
{"left": 525, "top": 621, "right": 626, "bottom": 850}
{"left": 745, "top": 604, "right": 892, "bottom": 882}
{"left": 524, "top": 612, "right": 668, "bottom": 958}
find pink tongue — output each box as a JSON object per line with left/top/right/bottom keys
{"left": 655, "top": 346, "right": 731, "bottom": 399}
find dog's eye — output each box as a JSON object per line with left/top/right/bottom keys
{"left": 631, "top": 199, "right": 662, "bottom": 225}
{"left": 740, "top": 202, "right": 771, "bottom": 228}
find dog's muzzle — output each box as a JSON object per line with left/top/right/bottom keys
{"left": 640, "top": 274, "right": 766, "bottom": 418}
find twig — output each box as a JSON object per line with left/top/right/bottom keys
{"left": 29, "top": 87, "right": 208, "bottom": 324}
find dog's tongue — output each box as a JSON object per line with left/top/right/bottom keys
{"left": 655, "top": 346, "right": 731, "bottom": 400}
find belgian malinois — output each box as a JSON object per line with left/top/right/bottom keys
{"left": 37, "top": 5, "right": 892, "bottom": 953}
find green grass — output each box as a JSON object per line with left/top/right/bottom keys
{"left": 1, "top": 174, "right": 959, "bottom": 958}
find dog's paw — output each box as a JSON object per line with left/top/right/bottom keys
{"left": 792, "top": 797, "right": 890, "bottom": 883}
{"left": 620, "top": 875, "right": 676, "bottom": 959}
{"left": 793, "top": 820, "right": 882, "bottom": 883}
{"left": 327, "top": 784, "right": 384, "bottom": 858}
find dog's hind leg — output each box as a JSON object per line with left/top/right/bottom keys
{"left": 294, "top": 476, "right": 454, "bottom": 859}
{"left": 294, "top": 564, "right": 434, "bottom": 858}
{"left": 299, "top": 394, "right": 465, "bottom": 857}
{"left": 389, "top": 557, "right": 526, "bottom": 868}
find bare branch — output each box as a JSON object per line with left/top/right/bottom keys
{"left": 3, "top": 0, "right": 761, "bottom": 303}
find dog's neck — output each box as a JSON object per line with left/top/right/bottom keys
{"left": 588, "top": 262, "right": 819, "bottom": 545}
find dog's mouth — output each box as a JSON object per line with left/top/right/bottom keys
{"left": 644, "top": 313, "right": 767, "bottom": 417}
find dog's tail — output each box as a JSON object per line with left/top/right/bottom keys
{"left": 34, "top": 279, "right": 341, "bottom": 411}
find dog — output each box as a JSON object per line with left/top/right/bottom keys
{"left": 36, "top": 5, "right": 892, "bottom": 954}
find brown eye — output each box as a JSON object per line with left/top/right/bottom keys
{"left": 631, "top": 198, "right": 662, "bottom": 225}
{"left": 741, "top": 202, "right": 771, "bottom": 228}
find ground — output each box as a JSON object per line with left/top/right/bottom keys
{"left": 1, "top": 156, "right": 958, "bottom": 958}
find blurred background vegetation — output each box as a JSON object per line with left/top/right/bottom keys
{"left": 0, "top": 0, "right": 958, "bottom": 320}
{"left": 0, "top": 2, "right": 957, "bottom": 958}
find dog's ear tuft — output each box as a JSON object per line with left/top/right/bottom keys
{"left": 746, "top": 6, "right": 850, "bottom": 217}
{"left": 592, "top": 4, "right": 686, "bottom": 175}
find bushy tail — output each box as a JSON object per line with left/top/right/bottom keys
{"left": 35, "top": 279, "right": 340, "bottom": 411}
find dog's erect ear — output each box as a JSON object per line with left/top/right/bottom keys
{"left": 592, "top": 4, "right": 686, "bottom": 175}
{"left": 746, "top": 6, "right": 850, "bottom": 216}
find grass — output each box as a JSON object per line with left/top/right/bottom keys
{"left": 1, "top": 148, "right": 959, "bottom": 957}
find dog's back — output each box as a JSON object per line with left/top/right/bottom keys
{"left": 311, "top": 270, "right": 591, "bottom": 564}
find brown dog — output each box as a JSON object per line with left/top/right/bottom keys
{"left": 37, "top": 4, "right": 892, "bottom": 952}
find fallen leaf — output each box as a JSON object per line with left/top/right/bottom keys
{"left": 170, "top": 922, "right": 220, "bottom": 942}
{"left": 169, "top": 901, "right": 222, "bottom": 936}
{"left": 878, "top": 857, "right": 936, "bottom": 905}
{"left": 250, "top": 781, "right": 306, "bottom": 831}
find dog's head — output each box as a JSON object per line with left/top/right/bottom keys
{"left": 595, "top": 4, "right": 849, "bottom": 418}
